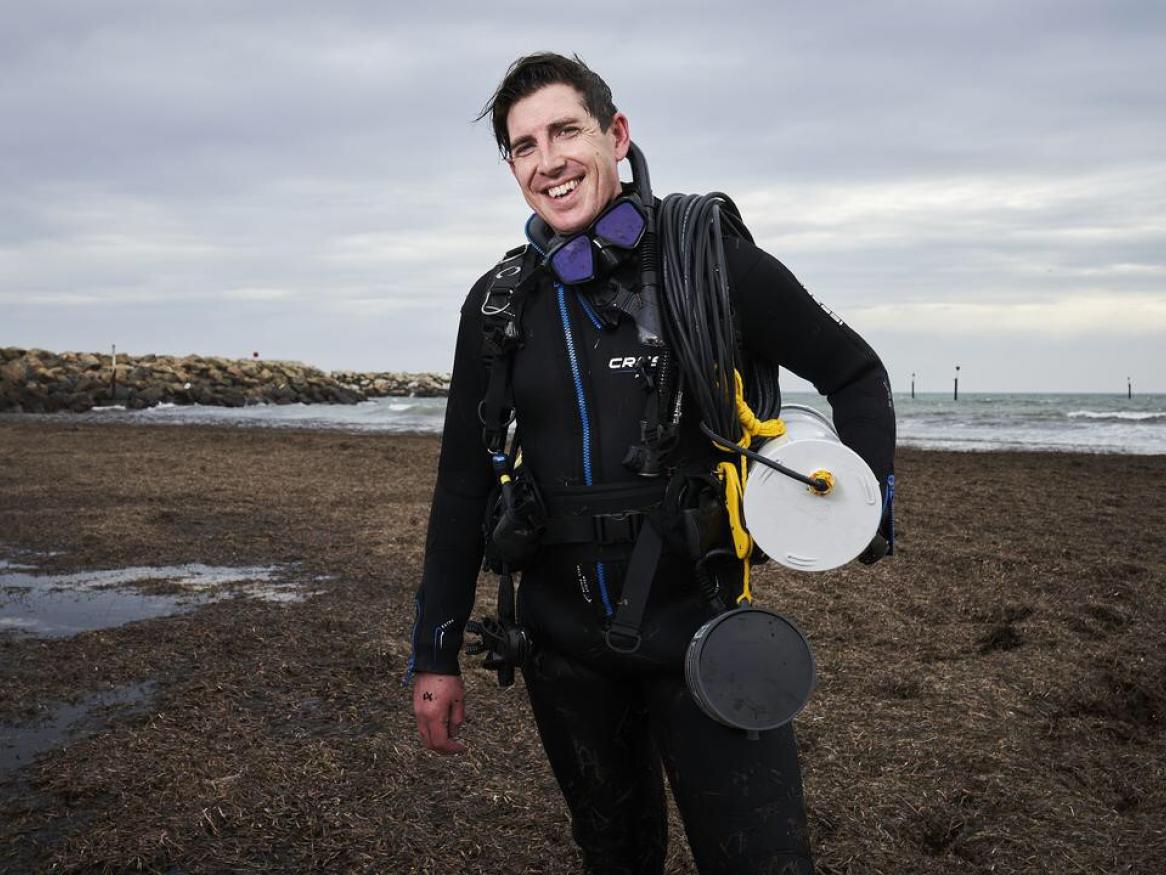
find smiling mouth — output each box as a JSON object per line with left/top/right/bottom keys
{"left": 546, "top": 178, "right": 581, "bottom": 199}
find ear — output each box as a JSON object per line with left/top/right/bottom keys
{"left": 610, "top": 112, "right": 631, "bottom": 161}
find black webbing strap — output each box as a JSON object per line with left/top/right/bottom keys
{"left": 479, "top": 245, "right": 538, "bottom": 453}
{"left": 480, "top": 351, "right": 514, "bottom": 454}
{"left": 604, "top": 520, "right": 664, "bottom": 654}
{"left": 542, "top": 510, "right": 645, "bottom": 546}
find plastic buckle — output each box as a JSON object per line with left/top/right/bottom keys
{"left": 593, "top": 512, "right": 641, "bottom": 544}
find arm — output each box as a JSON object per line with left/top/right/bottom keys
{"left": 726, "top": 238, "right": 896, "bottom": 554}
{"left": 407, "top": 276, "right": 496, "bottom": 751}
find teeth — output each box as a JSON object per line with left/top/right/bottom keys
{"left": 548, "top": 179, "right": 580, "bottom": 198}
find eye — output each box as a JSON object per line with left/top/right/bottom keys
{"left": 559, "top": 126, "right": 581, "bottom": 138}
{"left": 512, "top": 142, "right": 534, "bottom": 158}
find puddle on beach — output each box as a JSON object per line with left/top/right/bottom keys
{"left": 1, "top": 555, "right": 323, "bottom": 638}
{"left": 0, "top": 682, "right": 156, "bottom": 780}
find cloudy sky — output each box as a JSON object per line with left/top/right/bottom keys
{"left": 3, "top": 0, "right": 1163, "bottom": 392}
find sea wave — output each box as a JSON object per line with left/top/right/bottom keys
{"left": 1066, "top": 410, "right": 1166, "bottom": 422}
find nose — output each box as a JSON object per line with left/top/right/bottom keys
{"left": 536, "top": 140, "right": 566, "bottom": 177}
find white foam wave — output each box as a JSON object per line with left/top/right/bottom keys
{"left": 1067, "top": 410, "right": 1165, "bottom": 422}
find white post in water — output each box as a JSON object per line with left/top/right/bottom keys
{"left": 954, "top": 365, "right": 960, "bottom": 401}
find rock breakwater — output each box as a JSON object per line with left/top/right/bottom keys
{"left": 0, "top": 348, "right": 450, "bottom": 413}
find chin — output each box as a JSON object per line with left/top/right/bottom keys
{"left": 550, "top": 218, "right": 586, "bottom": 235}
{"left": 547, "top": 204, "right": 599, "bottom": 236}
{"left": 536, "top": 213, "right": 575, "bottom": 236}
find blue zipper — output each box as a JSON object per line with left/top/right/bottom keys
{"left": 575, "top": 291, "right": 603, "bottom": 330}
{"left": 556, "top": 284, "right": 595, "bottom": 486}
{"left": 556, "top": 282, "right": 614, "bottom": 616}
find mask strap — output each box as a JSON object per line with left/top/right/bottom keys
{"left": 524, "top": 213, "right": 558, "bottom": 255}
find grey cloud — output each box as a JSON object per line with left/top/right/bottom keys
{"left": 2, "top": 1, "right": 1164, "bottom": 389}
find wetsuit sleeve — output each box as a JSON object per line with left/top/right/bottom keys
{"left": 725, "top": 238, "right": 896, "bottom": 549}
{"left": 407, "top": 276, "right": 495, "bottom": 678}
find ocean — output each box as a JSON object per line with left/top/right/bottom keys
{"left": 16, "top": 392, "right": 1163, "bottom": 455}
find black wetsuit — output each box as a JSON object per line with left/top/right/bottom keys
{"left": 410, "top": 233, "right": 895, "bottom": 874}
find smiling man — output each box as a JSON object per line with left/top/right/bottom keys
{"left": 506, "top": 81, "right": 629, "bottom": 235}
{"left": 408, "top": 53, "right": 895, "bottom": 874}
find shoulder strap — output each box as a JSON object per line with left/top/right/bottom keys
{"left": 479, "top": 244, "right": 540, "bottom": 454}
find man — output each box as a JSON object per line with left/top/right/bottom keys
{"left": 410, "top": 53, "right": 895, "bottom": 874}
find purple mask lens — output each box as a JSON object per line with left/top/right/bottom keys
{"left": 593, "top": 200, "right": 645, "bottom": 248}
{"left": 550, "top": 234, "right": 595, "bottom": 284}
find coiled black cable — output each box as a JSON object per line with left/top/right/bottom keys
{"left": 659, "top": 193, "right": 828, "bottom": 492}
{"left": 658, "top": 193, "right": 748, "bottom": 441}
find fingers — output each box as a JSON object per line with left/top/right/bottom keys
{"left": 449, "top": 695, "right": 466, "bottom": 738}
{"left": 419, "top": 711, "right": 467, "bottom": 755}
{"left": 857, "top": 532, "right": 889, "bottom": 565}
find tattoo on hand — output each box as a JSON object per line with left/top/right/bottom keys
{"left": 422, "top": 691, "right": 434, "bottom": 701}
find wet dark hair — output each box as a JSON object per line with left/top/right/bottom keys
{"left": 478, "top": 52, "right": 618, "bottom": 158}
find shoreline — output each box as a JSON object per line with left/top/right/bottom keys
{"left": 3, "top": 407, "right": 1163, "bottom": 457}
{"left": 1, "top": 421, "right": 1164, "bottom": 872}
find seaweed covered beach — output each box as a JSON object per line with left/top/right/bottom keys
{"left": 1, "top": 420, "right": 1164, "bottom": 873}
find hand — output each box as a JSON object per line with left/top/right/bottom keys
{"left": 412, "top": 672, "right": 467, "bottom": 754}
{"left": 857, "top": 532, "right": 889, "bottom": 565}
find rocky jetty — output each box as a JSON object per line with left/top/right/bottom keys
{"left": 332, "top": 370, "right": 450, "bottom": 399}
{"left": 0, "top": 347, "right": 449, "bottom": 413}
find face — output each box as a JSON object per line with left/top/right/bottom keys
{"left": 506, "top": 82, "right": 630, "bottom": 236}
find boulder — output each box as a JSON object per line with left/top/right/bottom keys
{"left": 215, "top": 389, "right": 243, "bottom": 408}
{"left": 0, "top": 383, "right": 18, "bottom": 411}
{"left": 272, "top": 384, "right": 298, "bottom": 404}
{"left": 1, "top": 359, "right": 28, "bottom": 383}
{"left": 138, "top": 385, "right": 167, "bottom": 406}
{"left": 75, "top": 374, "right": 106, "bottom": 394}
{"left": 64, "top": 394, "right": 92, "bottom": 412}
{"left": 23, "top": 381, "right": 48, "bottom": 400}
{"left": 189, "top": 383, "right": 217, "bottom": 405}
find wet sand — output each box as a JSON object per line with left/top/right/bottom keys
{"left": 1, "top": 419, "right": 1164, "bottom": 873}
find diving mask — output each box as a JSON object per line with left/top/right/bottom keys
{"left": 543, "top": 196, "right": 647, "bottom": 286}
